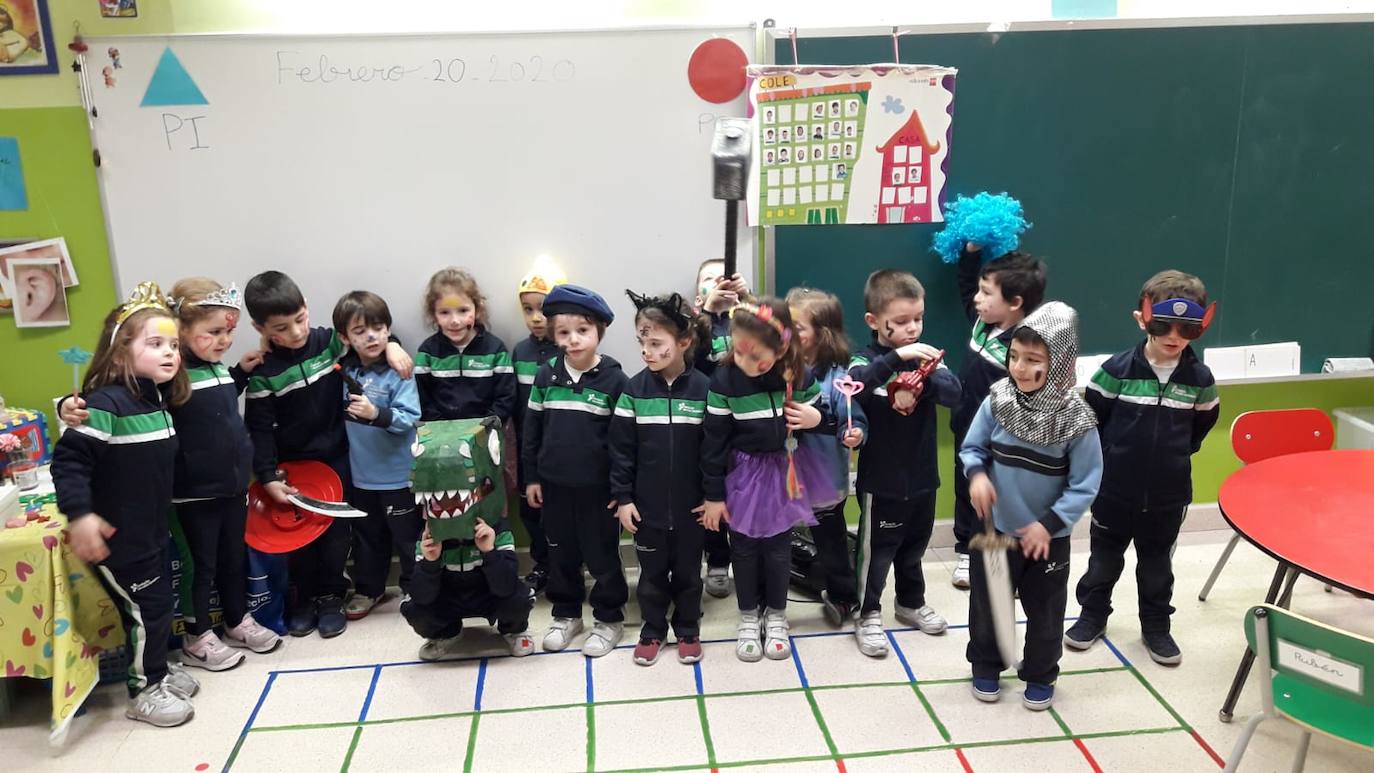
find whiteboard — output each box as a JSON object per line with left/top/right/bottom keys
{"left": 85, "top": 27, "right": 754, "bottom": 366}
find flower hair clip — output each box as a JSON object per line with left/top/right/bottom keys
{"left": 731, "top": 301, "right": 792, "bottom": 345}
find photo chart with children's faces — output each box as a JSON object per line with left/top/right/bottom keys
{"left": 748, "top": 65, "right": 956, "bottom": 227}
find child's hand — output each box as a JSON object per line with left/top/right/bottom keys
{"left": 69, "top": 514, "right": 116, "bottom": 564}
{"left": 705, "top": 274, "right": 747, "bottom": 313}
{"left": 419, "top": 525, "right": 441, "bottom": 561}
{"left": 346, "top": 393, "right": 378, "bottom": 421}
{"left": 386, "top": 342, "right": 414, "bottom": 379}
{"left": 1015, "top": 522, "right": 1051, "bottom": 561}
{"left": 59, "top": 396, "right": 89, "bottom": 427}
{"left": 965, "top": 241, "right": 982, "bottom": 254}
{"left": 525, "top": 483, "right": 543, "bottom": 508}
{"left": 895, "top": 342, "right": 941, "bottom": 362}
{"left": 968, "top": 472, "right": 997, "bottom": 521}
{"left": 841, "top": 427, "right": 864, "bottom": 448}
{"left": 473, "top": 518, "right": 496, "bottom": 552}
{"left": 694, "top": 500, "right": 730, "bottom": 531}
{"left": 784, "top": 401, "right": 821, "bottom": 431}
{"left": 238, "top": 350, "right": 265, "bottom": 373}
{"left": 617, "top": 503, "right": 641, "bottom": 534}
{"left": 263, "top": 480, "right": 299, "bottom": 505}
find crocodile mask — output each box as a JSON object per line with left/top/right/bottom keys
{"left": 410, "top": 417, "right": 507, "bottom": 542}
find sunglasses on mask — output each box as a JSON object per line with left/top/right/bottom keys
{"left": 1140, "top": 297, "right": 1216, "bottom": 341}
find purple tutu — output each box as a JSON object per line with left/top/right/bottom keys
{"left": 725, "top": 446, "right": 843, "bottom": 538}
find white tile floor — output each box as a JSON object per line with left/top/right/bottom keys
{"left": 2, "top": 529, "right": 1371, "bottom": 772}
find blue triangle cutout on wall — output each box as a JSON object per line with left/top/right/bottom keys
{"left": 140, "top": 47, "right": 209, "bottom": 107}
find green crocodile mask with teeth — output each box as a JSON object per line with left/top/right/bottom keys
{"left": 410, "top": 417, "right": 507, "bottom": 542}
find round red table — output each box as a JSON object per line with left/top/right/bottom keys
{"left": 1215, "top": 448, "right": 1374, "bottom": 722}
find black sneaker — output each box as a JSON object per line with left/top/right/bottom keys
{"left": 287, "top": 604, "right": 318, "bottom": 637}
{"left": 820, "top": 591, "right": 856, "bottom": 628}
{"left": 1143, "top": 630, "right": 1182, "bottom": 666}
{"left": 317, "top": 595, "right": 347, "bottom": 639}
{"left": 1063, "top": 618, "right": 1104, "bottom": 651}
{"left": 524, "top": 566, "right": 549, "bottom": 596}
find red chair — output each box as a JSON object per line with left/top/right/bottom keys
{"left": 1198, "top": 409, "right": 1334, "bottom": 601}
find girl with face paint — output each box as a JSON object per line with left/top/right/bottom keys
{"left": 414, "top": 268, "right": 518, "bottom": 424}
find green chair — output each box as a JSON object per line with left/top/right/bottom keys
{"left": 1224, "top": 604, "right": 1374, "bottom": 772}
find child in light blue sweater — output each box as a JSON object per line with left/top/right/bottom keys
{"left": 958, "top": 301, "right": 1102, "bottom": 712}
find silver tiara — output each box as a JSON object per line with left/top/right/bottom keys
{"left": 181, "top": 283, "right": 242, "bottom": 311}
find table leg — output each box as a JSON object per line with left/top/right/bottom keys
{"left": 1219, "top": 562, "right": 1289, "bottom": 723}
{"left": 1276, "top": 567, "right": 1300, "bottom": 608}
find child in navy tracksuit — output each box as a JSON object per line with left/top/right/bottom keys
{"left": 334, "top": 292, "right": 424, "bottom": 621}
{"left": 847, "top": 271, "right": 962, "bottom": 658}
{"left": 609, "top": 290, "right": 712, "bottom": 666}
{"left": 414, "top": 268, "right": 517, "bottom": 423}
{"left": 522, "top": 285, "right": 629, "bottom": 658}
{"left": 53, "top": 283, "right": 200, "bottom": 727}
{"left": 960, "top": 301, "right": 1102, "bottom": 711}
{"left": 511, "top": 257, "right": 567, "bottom": 595}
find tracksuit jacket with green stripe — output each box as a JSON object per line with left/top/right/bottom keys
{"left": 521, "top": 353, "right": 628, "bottom": 488}
{"left": 1085, "top": 342, "right": 1220, "bottom": 510}
{"left": 414, "top": 327, "right": 517, "bottom": 422}
{"left": 243, "top": 327, "right": 348, "bottom": 481}
{"left": 52, "top": 379, "right": 178, "bottom": 567}
{"left": 175, "top": 351, "right": 253, "bottom": 499}
{"left": 607, "top": 367, "right": 710, "bottom": 528}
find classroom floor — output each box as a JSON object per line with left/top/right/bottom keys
{"left": 2, "top": 529, "right": 1371, "bottom": 773}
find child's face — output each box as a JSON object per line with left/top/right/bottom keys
{"left": 1135, "top": 309, "right": 1192, "bottom": 362}
{"left": 434, "top": 292, "right": 477, "bottom": 347}
{"left": 866, "top": 297, "right": 925, "bottom": 348}
{"left": 974, "top": 273, "right": 1022, "bottom": 327}
{"left": 519, "top": 291, "right": 549, "bottom": 339}
{"left": 636, "top": 319, "right": 688, "bottom": 373}
{"left": 731, "top": 328, "right": 780, "bottom": 378}
{"left": 255, "top": 307, "right": 310, "bottom": 350}
{"left": 552, "top": 314, "right": 600, "bottom": 367}
{"left": 792, "top": 309, "right": 817, "bottom": 357}
{"left": 694, "top": 262, "right": 724, "bottom": 312}
{"left": 1008, "top": 338, "right": 1050, "bottom": 394}
{"left": 185, "top": 308, "right": 240, "bottom": 363}
{"left": 343, "top": 313, "right": 390, "bottom": 363}
{"left": 131, "top": 316, "right": 182, "bottom": 384}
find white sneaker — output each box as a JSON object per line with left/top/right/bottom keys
{"left": 224, "top": 614, "right": 282, "bottom": 654}
{"left": 896, "top": 604, "right": 948, "bottom": 635}
{"left": 582, "top": 621, "right": 623, "bottom": 658}
{"left": 163, "top": 661, "right": 201, "bottom": 698}
{"left": 543, "top": 617, "right": 585, "bottom": 652}
{"left": 418, "top": 634, "right": 465, "bottom": 662}
{"left": 952, "top": 553, "right": 971, "bottom": 589}
{"left": 763, "top": 609, "right": 792, "bottom": 661}
{"left": 503, "top": 629, "right": 535, "bottom": 657}
{"left": 705, "top": 566, "right": 730, "bottom": 598}
{"left": 736, "top": 611, "right": 763, "bottom": 662}
{"left": 854, "top": 611, "right": 889, "bottom": 657}
{"left": 181, "top": 631, "right": 246, "bottom": 672}
{"left": 126, "top": 681, "right": 194, "bottom": 727}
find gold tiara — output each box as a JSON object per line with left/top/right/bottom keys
{"left": 731, "top": 301, "right": 792, "bottom": 345}
{"left": 111, "top": 281, "right": 173, "bottom": 342}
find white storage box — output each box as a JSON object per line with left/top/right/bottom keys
{"left": 1333, "top": 407, "right": 1374, "bottom": 450}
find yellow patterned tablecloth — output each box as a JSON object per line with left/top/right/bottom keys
{"left": 0, "top": 494, "right": 125, "bottom": 742}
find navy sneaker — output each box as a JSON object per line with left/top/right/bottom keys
{"left": 287, "top": 604, "right": 317, "bottom": 637}
{"left": 1022, "top": 682, "right": 1055, "bottom": 711}
{"left": 971, "top": 678, "right": 1001, "bottom": 702}
{"left": 524, "top": 566, "right": 549, "bottom": 597}
{"left": 317, "top": 595, "right": 347, "bottom": 639}
{"left": 1144, "top": 630, "right": 1182, "bottom": 666}
{"left": 1064, "top": 618, "right": 1105, "bottom": 651}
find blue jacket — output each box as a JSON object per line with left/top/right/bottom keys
{"left": 796, "top": 363, "right": 868, "bottom": 500}
{"left": 341, "top": 354, "right": 421, "bottom": 490}
{"left": 958, "top": 397, "right": 1103, "bottom": 538}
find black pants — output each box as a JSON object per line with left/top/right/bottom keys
{"left": 856, "top": 491, "right": 936, "bottom": 614}
{"left": 401, "top": 582, "right": 532, "bottom": 639}
{"left": 704, "top": 523, "right": 731, "bottom": 569}
{"left": 731, "top": 530, "right": 792, "bottom": 612}
{"left": 518, "top": 494, "right": 549, "bottom": 569}
{"left": 289, "top": 455, "right": 353, "bottom": 605}
{"left": 542, "top": 482, "right": 627, "bottom": 623}
{"left": 1075, "top": 501, "right": 1187, "bottom": 633}
{"left": 951, "top": 434, "right": 977, "bottom": 554}
{"left": 177, "top": 496, "right": 248, "bottom": 635}
{"left": 97, "top": 554, "right": 175, "bottom": 697}
{"left": 634, "top": 522, "right": 705, "bottom": 640}
{"left": 809, "top": 502, "right": 858, "bottom": 605}
{"left": 967, "top": 535, "right": 1070, "bottom": 685}
{"left": 350, "top": 487, "right": 424, "bottom": 599}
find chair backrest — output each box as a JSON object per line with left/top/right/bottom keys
{"left": 1230, "top": 408, "right": 1334, "bottom": 464}
{"left": 1243, "top": 604, "right": 1374, "bottom": 748}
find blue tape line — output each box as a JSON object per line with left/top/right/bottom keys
{"left": 474, "top": 658, "right": 488, "bottom": 712}
{"left": 1102, "top": 635, "right": 1133, "bottom": 668}
{"left": 357, "top": 665, "right": 383, "bottom": 722}
{"left": 886, "top": 630, "right": 919, "bottom": 683}
{"left": 225, "top": 671, "right": 277, "bottom": 773}
{"left": 584, "top": 655, "right": 595, "bottom": 704}
{"left": 693, "top": 661, "right": 705, "bottom": 696}
{"left": 789, "top": 636, "right": 811, "bottom": 689}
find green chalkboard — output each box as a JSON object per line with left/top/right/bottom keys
{"left": 774, "top": 22, "right": 1374, "bottom": 372}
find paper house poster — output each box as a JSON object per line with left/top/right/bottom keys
{"left": 747, "top": 65, "right": 957, "bottom": 226}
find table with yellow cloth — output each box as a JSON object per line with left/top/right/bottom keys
{"left": 0, "top": 493, "right": 125, "bottom": 742}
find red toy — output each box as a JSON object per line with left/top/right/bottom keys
{"left": 245, "top": 461, "right": 343, "bottom": 553}
{"left": 887, "top": 350, "right": 945, "bottom": 416}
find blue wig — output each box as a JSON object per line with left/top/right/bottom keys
{"left": 931, "top": 192, "right": 1031, "bottom": 264}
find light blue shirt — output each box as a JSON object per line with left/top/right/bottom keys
{"left": 343, "top": 358, "right": 421, "bottom": 491}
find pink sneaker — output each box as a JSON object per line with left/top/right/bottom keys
{"left": 224, "top": 614, "right": 283, "bottom": 654}
{"left": 181, "top": 630, "right": 246, "bottom": 671}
